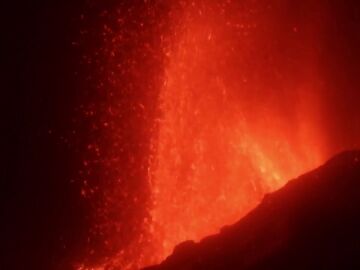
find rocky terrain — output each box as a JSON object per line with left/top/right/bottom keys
{"left": 144, "top": 150, "right": 360, "bottom": 270}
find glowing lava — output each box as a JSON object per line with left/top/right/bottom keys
{"left": 148, "top": 0, "right": 327, "bottom": 265}
{"left": 79, "top": 1, "right": 333, "bottom": 269}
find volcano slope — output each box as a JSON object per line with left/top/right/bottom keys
{"left": 144, "top": 150, "right": 360, "bottom": 270}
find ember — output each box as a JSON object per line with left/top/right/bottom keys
{"left": 148, "top": 0, "right": 326, "bottom": 264}
{"left": 7, "top": 1, "right": 360, "bottom": 270}
{"left": 74, "top": 1, "right": 359, "bottom": 269}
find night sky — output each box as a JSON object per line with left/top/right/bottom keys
{"left": 3, "top": 1, "right": 360, "bottom": 270}
{"left": 4, "top": 1, "right": 89, "bottom": 269}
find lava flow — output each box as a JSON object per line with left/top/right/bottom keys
{"left": 77, "top": 1, "right": 358, "bottom": 269}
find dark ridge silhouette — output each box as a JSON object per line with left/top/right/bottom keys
{"left": 143, "top": 150, "right": 360, "bottom": 270}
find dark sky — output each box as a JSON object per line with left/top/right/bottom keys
{"left": 3, "top": 1, "right": 163, "bottom": 269}
{"left": 3, "top": 1, "right": 89, "bottom": 269}
{"left": 320, "top": 1, "right": 360, "bottom": 151}
{"left": 2, "top": 1, "right": 360, "bottom": 270}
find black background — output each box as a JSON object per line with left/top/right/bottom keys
{"left": 3, "top": 1, "right": 89, "bottom": 269}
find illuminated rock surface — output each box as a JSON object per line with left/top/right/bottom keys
{"left": 144, "top": 150, "right": 360, "bottom": 270}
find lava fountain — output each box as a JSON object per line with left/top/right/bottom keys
{"left": 148, "top": 0, "right": 328, "bottom": 265}
{"left": 79, "top": 1, "right": 334, "bottom": 269}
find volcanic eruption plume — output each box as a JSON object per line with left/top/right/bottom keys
{"left": 75, "top": 1, "right": 360, "bottom": 269}
{"left": 148, "top": 0, "right": 326, "bottom": 262}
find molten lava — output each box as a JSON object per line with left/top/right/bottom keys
{"left": 77, "top": 1, "right": 349, "bottom": 270}
{"left": 148, "top": 1, "right": 326, "bottom": 263}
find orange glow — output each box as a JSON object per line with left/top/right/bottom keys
{"left": 79, "top": 1, "right": 334, "bottom": 269}
{"left": 148, "top": 1, "right": 326, "bottom": 264}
